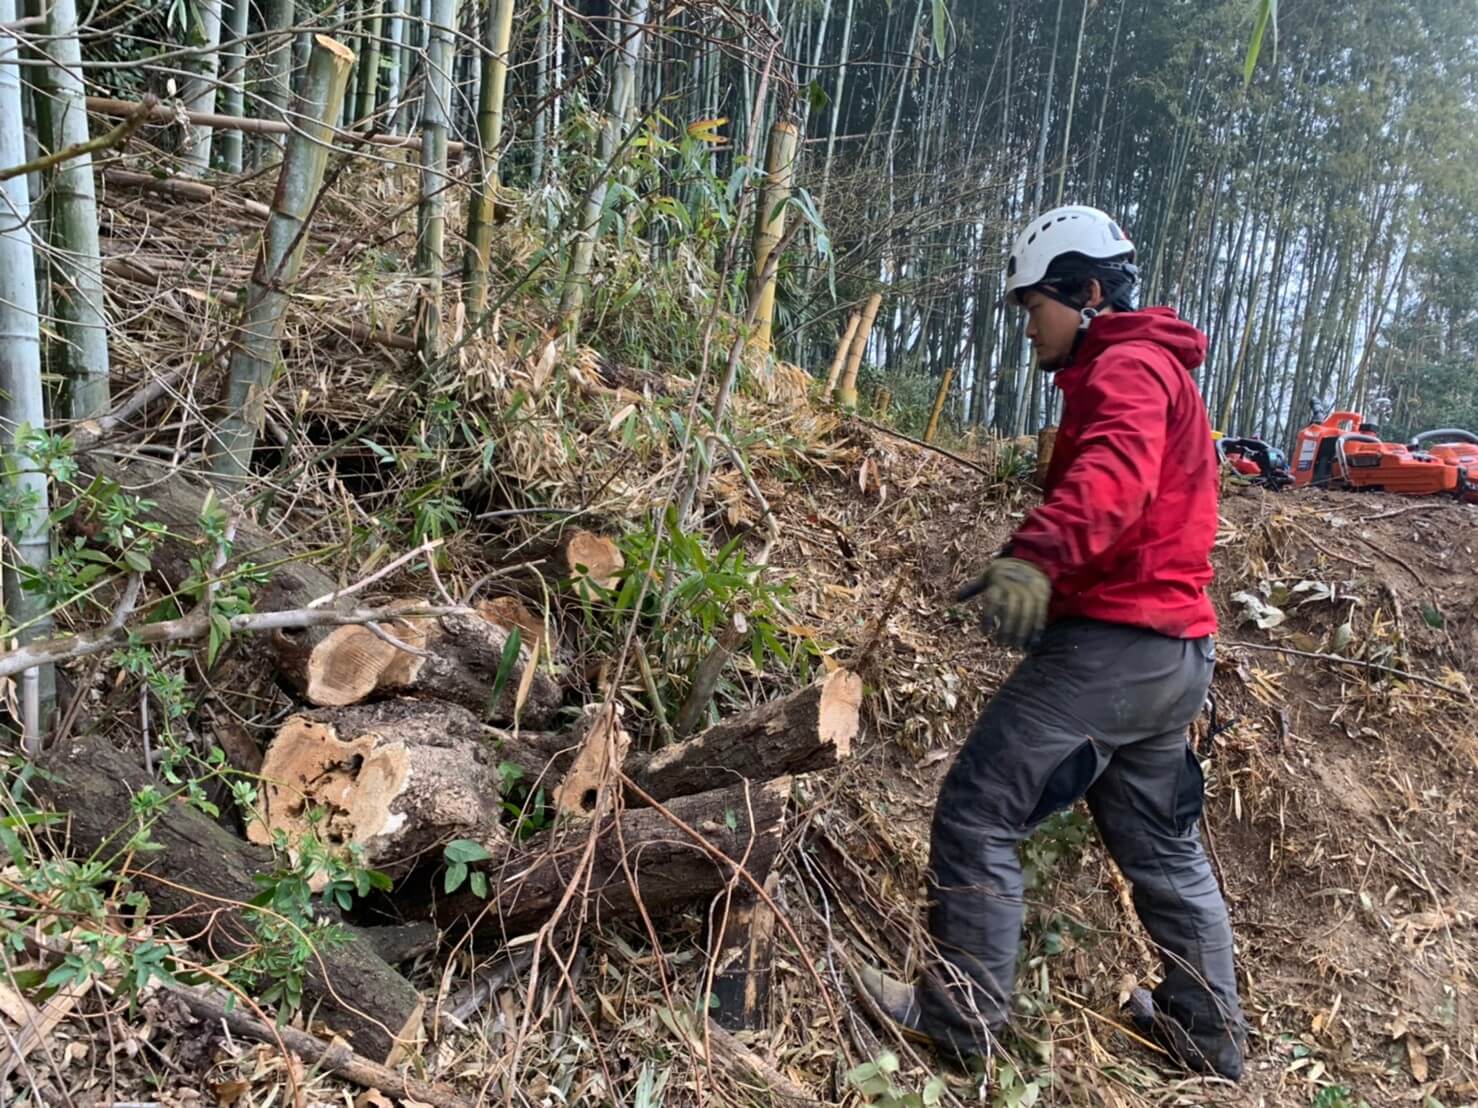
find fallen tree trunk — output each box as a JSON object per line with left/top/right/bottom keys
{"left": 433, "top": 776, "right": 791, "bottom": 937}
{"left": 75, "top": 457, "right": 557, "bottom": 723}
{"left": 34, "top": 733, "right": 424, "bottom": 1065}
{"left": 625, "top": 668, "right": 861, "bottom": 803}
{"left": 251, "top": 671, "right": 858, "bottom": 864}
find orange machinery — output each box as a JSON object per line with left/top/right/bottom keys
{"left": 1408, "top": 430, "right": 1478, "bottom": 503}
{"left": 1291, "top": 411, "right": 1469, "bottom": 498}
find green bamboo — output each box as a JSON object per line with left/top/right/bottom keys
{"left": 259, "top": 0, "right": 296, "bottom": 163}
{"left": 34, "top": 0, "right": 111, "bottom": 420}
{"left": 354, "top": 0, "right": 384, "bottom": 127}
{"left": 0, "top": 0, "right": 56, "bottom": 738}
{"left": 462, "top": 0, "right": 516, "bottom": 314}
{"left": 181, "top": 0, "right": 225, "bottom": 174}
{"left": 209, "top": 35, "right": 357, "bottom": 481}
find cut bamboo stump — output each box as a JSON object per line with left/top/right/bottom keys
{"left": 1035, "top": 424, "right": 1059, "bottom": 486}
{"left": 34, "top": 733, "right": 424, "bottom": 1064}
{"left": 837, "top": 292, "right": 883, "bottom": 409}
{"left": 924, "top": 366, "right": 956, "bottom": 444}
{"left": 823, "top": 311, "right": 861, "bottom": 398}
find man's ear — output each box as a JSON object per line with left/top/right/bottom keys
{"left": 1085, "top": 278, "right": 1106, "bottom": 310}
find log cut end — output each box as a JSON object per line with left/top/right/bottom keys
{"left": 313, "top": 33, "right": 357, "bottom": 63}
{"left": 251, "top": 701, "right": 507, "bottom": 872}
{"left": 562, "top": 530, "right": 625, "bottom": 591}
{"left": 817, "top": 667, "right": 862, "bottom": 759}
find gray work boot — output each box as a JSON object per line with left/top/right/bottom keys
{"left": 852, "top": 965, "right": 995, "bottom": 1064}
{"left": 1127, "top": 987, "right": 1244, "bottom": 1081}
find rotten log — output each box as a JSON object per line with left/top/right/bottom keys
{"left": 550, "top": 703, "right": 631, "bottom": 817}
{"left": 249, "top": 699, "right": 516, "bottom": 873}
{"left": 33, "top": 732, "right": 424, "bottom": 1064}
{"left": 708, "top": 871, "right": 779, "bottom": 1031}
{"left": 625, "top": 668, "right": 861, "bottom": 803}
{"left": 434, "top": 776, "right": 791, "bottom": 937}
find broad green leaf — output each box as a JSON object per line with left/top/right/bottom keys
{"left": 444, "top": 838, "right": 493, "bottom": 864}
{"left": 487, "top": 627, "right": 522, "bottom": 712}
{"left": 931, "top": 0, "right": 947, "bottom": 58}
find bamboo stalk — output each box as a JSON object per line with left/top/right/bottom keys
{"left": 83, "top": 98, "right": 465, "bottom": 155}
{"left": 259, "top": 0, "right": 295, "bottom": 161}
{"left": 558, "top": 0, "right": 650, "bottom": 334}
{"left": 383, "top": 0, "right": 405, "bottom": 128}
{"left": 414, "top": 0, "right": 455, "bottom": 366}
{"left": 746, "top": 117, "right": 798, "bottom": 357}
{"left": 822, "top": 311, "right": 860, "bottom": 396}
{"left": 836, "top": 291, "right": 882, "bottom": 408}
{"left": 208, "top": 35, "right": 357, "bottom": 481}
{"left": 0, "top": 0, "right": 56, "bottom": 739}
{"left": 353, "top": 0, "right": 384, "bottom": 127}
{"left": 180, "top": 0, "right": 224, "bottom": 174}
{"left": 33, "top": 0, "right": 111, "bottom": 420}
{"left": 216, "top": 0, "right": 250, "bottom": 172}
{"left": 463, "top": 0, "right": 516, "bottom": 314}
{"left": 923, "top": 365, "right": 955, "bottom": 443}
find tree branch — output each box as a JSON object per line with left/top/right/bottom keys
{"left": 0, "top": 95, "right": 156, "bottom": 183}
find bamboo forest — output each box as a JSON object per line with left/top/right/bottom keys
{"left": 1, "top": 0, "right": 1476, "bottom": 1103}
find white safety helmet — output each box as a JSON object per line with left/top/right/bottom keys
{"left": 1004, "top": 205, "right": 1137, "bottom": 305}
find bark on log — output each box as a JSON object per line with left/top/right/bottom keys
{"left": 625, "top": 669, "right": 861, "bottom": 803}
{"left": 249, "top": 699, "right": 514, "bottom": 873}
{"left": 76, "top": 457, "right": 557, "bottom": 723}
{"left": 277, "top": 603, "right": 559, "bottom": 723}
{"left": 550, "top": 703, "right": 630, "bottom": 817}
{"left": 433, "top": 777, "right": 790, "bottom": 937}
{"left": 33, "top": 733, "right": 424, "bottom": 1065}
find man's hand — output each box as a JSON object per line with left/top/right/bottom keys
{"left": 954, "top": 558, "right": 1051, "bottom": 648}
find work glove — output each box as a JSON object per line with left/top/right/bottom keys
{"left": 954, "top": 557, "right": 1051, "bottom": 649}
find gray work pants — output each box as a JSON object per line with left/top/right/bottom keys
{"left": 920, "top": 619, "right": 1244, "bottom": 1058}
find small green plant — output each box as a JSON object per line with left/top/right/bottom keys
{"left": 1021, "top": 808, "right": 1092, "bottom": 891}
{"left": 1311, "top": 1086, "right": 1371, "bottom": 1108}
{"left": 845, "top": 1052, "right": 946, "bottom": 1107}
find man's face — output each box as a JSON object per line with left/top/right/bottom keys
{"left": 1021, "top": 289, "right": 1084, "bottom": 371}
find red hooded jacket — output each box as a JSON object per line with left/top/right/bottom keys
{"left": 1008, "top": 307, "right": 1219, "bottom": 638}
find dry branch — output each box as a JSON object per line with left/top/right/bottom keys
{"left": 84, "top": 96, "right": 467, "bottom": 156}
{"left": 0, "top": 95, "right": 156, "bottom": 182}
{"left": 170, "top": 989, "right": 470, "bottom": 1108}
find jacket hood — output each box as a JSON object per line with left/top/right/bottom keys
{"left": 1071, "top": 307, "right": 1208, "bottom": 373}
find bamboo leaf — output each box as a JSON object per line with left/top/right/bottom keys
{"left": 931, "top": 0, "right": 948, "bottom": 58}
{"left": 487, "top": 626, "right": 522, "bottom": 712}
{"left": 1243, "top": 0, "right": 1277, "bottom": 87}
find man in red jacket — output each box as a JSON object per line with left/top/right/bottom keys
{"left": 856, "top": 206, "right": 1246, "bottom": 1081}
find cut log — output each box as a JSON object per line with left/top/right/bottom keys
{"left": 434, "top": 777, "right": 791, "bottom": 937}
{"left": 75, "top": 457, "right": 558, "bottom": 724}
{"left": 550, "top": 703, "right": 630, "bottom": 817}
{"left": 360, "top": 921, "right": 440, "bottom": 965}
{"left": 249, "top": 699, "right": 513, "bottom": 872}
{"left": 625, "top": 668, "right": 861, "bottom": 804}
{"left": 33, "top": 733, "right": 424, "bottom": 1065}
{"left": 278, "top": 603, "right": 559, "bottom": 723}
{"left": 560, "top": 529, "right": 624, "bottom": 592}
